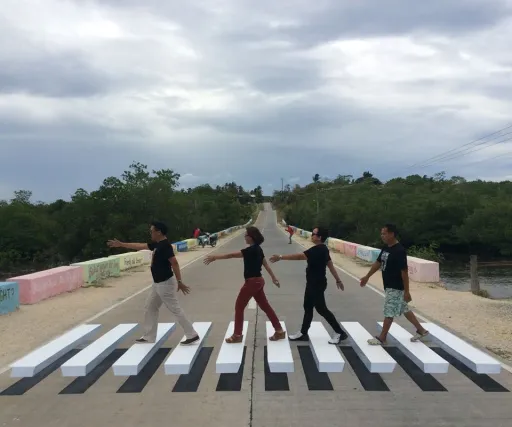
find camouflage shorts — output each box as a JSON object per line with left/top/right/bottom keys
{"left": 383, "top": 288, "right": 410, "bottom": 318}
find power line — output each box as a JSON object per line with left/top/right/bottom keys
{"left": 274, "top": 122, "right": 512, "bottom": 201}
{"left": 404, "top": 123, "right": 512, "bottom": 170}
{"left": 412, "top": 132, "right": 512, "bottom": 170}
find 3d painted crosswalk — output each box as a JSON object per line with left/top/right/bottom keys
{"left": 2, "top": 320, "right": 509, "bottom": 396}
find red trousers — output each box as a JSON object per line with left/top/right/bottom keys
{"left": 234, "top": 277, "right": 282, "bottom": 336}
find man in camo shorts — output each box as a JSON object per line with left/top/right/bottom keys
{"left": 359, "top": 223, "right": 429, "bottom": 345}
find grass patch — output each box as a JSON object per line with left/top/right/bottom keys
{"left": 83, "top": 279, "right": 112, "bottom": 289}
{"left": 472, "top": 289, "right": 490, "bottom": 298}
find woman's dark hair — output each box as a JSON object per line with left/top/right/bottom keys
{"left": 246, "top": 226, "right": 264, "bottom": 245}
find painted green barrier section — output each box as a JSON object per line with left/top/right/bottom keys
{"left": 71, "top": 257, "right": 121, "bottom": 284}
{"left": 108, "top": 252, "right": 145, "bottom": 271}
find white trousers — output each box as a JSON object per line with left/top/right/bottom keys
{"left": 142, "top": 277, "right": 197, "bottom": 341}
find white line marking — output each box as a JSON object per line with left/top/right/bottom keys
{"left": 277, "top": 223, "right": 512, "bottom": 374}
{"left": 0, "top": 230, "right": 245, "bottom": 376}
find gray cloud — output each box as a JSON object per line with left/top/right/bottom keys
{"left": 0, "top": 0, "right": 511, "bottom": 202}
{"left": 0, "top": 52, "right": 112, "bottom": 98}
{"left": 276, "top": 0, "right": 511, "bottom": 46}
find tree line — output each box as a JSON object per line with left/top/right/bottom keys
{"left": 0, "top": 162, "right": 263, "bottom": 278}
{"left": 272, "top": 171, "right": 512, "bottom": 261}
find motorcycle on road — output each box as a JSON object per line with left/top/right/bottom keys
{"left": 198, "top": 232, "right": 218, "bottom": 248}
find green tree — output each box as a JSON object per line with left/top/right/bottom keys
{"left": 272, "top": 171, "right": 512, "bottom": 259}
{"left": 0, "top": 163, "right": 255, "bottom": 278}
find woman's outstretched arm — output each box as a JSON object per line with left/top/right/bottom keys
{"left": 204, "top": 251, "right": 243, "bottom": 265}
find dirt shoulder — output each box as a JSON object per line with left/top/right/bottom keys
{"left": 284, "top": 226, "right": 512, "bottom": 365}
{"left": 0, "top": 229, "right": 245, "bottom": 370}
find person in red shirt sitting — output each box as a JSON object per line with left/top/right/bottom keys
{"left": 193, "top": 227, "right": 201, "bottom": 243}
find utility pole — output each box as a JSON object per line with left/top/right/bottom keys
{"left": 281, "top": 178, "right": 284, "bottom": 192}
{"left": 316, "top": 185, "right": 319, "bottom": 216}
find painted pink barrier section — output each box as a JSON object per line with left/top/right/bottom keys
{"left": 9, "top": 266, "right": 83, "bottom": 304}
{"left": 335, "top": 240, "right": 345, "bottom": 253}
{"left": 343, "top": 242, "right": 357, "bottom": 257}
{"left": 407, "top": 257, "right": 440, "bottom": 283}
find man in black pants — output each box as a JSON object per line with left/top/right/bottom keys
{"left": 270, "top": 227, "right": 348, "bottom": 344}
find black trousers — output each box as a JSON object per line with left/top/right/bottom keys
{"left": 300, "top": 283, "right": 343, "bottom": 335}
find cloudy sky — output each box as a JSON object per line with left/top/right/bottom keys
{"left": 1, "top": 0, "right": 512, "bottom": 202}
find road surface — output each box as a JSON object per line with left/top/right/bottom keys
{"left": 1, "top": 204, "right": 511, "bottom": 427}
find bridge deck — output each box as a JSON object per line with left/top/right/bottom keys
{"left": 1, "top": 204, "right": 511, "bottom": 427}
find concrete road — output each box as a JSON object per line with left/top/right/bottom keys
{"left": 1, "top": 204, "right": 511, "bottom": 427}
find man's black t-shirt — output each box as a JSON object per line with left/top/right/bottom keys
{"left": 377, "top": 242, "right": 408, "bottom": 290}
{"left": 241, "top": 244, "right": 264, "bottom": 279}
{"left": 304, "top": 244, "right": 331, "bottom": 285}
{"left": 148, "top": 239, "right": 175, "bottom": 283}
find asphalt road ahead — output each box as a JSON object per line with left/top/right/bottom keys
{"left": 1, "top": 204, "right": 511, "bottom": 427}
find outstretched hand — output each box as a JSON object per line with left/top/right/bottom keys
{"left": 203, "top": 255, "right": 216, "bottom": 265}
{"left": 107, "top": 238, "right": 122, "bottom": 248}
{"left": 269, "top": 254, "right": 280, "bottom": 263}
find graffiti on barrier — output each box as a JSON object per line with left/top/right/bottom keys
{"left": 0, "top": 287, "right": 16, "bottom": 302}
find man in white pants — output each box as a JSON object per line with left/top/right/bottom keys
{"left": 107, "top": 221, "right": 200, "bottom": 345}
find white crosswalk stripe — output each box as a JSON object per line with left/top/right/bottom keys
{"left": 2, "top": 319, "right": 507, "bottom": 396}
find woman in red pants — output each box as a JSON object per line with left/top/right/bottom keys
{"left": 203, "top": 226, "right": 286, "bottom": 343}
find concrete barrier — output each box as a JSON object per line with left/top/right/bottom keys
{"left": 109, "top": 252, "right": 145, "bottom": 271}
{"left": 9, "top": 266, "right": 83, "bottom": 304}
{"left": 326, "top": 238, "right": 336, "bottom": 250}
{"left": 71, "top": 257, "right": 120, "bottom": 284}
{"left": 286, "top": 222, "right": 440, "bottom": 283}
{"left": 176, "top": 241, "right": 188, "bottom": 252}
{"left": 343, "top": 242, "right": 358, "bottom": 257}
{"left": 408, "top": 256, "right": 440, "bottom": 282}
{"left": 185, "top": 239, "right": 198, "bottom": 250}
{"left": 139, "top": 249, "right": 152, "bottom": 265}
{"left": 356, "top": 245, "right": 381, "bottom": 263}
{"left": 0, "top": 281, "right": 19, "bottom": 314}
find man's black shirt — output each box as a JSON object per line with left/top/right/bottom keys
{"left": 304, "top": 244, "right": 331, "bottom": 285}
{"left": 148, "top": 239, "right": 175, "bottom": 283}
{"left": 377, "top": 242, "right": 408, "bottom": 290}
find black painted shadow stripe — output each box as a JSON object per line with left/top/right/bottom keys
{"left": 384, "top": 347, "right": 447, "bottom": 392}
{"left": 264, "top": 346, "right": 289, "bottom": 391}
{"left": 297, "top": 345, "right": 333, "bottom": 391}
{"left": 216, "top": 347, "right": 246, "bottom": 392}
{"left": 117, "top": 347, "right": 171, "bottom": 393}
{"left": 340, "top": 346, "right": 389, "bottom": 392}
{"left": 432, "top": 347, "right": 509, "bottom": 392}
{"left": 59, "top": 349, "right": 126, "bottom": 394}
{"left": 0, "top": 349, "right": 80, "bottom": 396}
{"left": 173, "top": 347, "right": 213, "bottom": 393}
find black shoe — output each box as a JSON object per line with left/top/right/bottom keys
{"left": 180, "top": 335, "right": 200, "bottom": 345}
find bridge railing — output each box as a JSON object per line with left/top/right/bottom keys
{"left": 281, "top": 220, "right": 439, "bottom": 284}
{"left": 0, "top": 218, "right": 254, "bottom": 314}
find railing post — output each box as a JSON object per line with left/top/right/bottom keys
{"left": 470, "top": 255, "right": 480, "bottom": 293}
